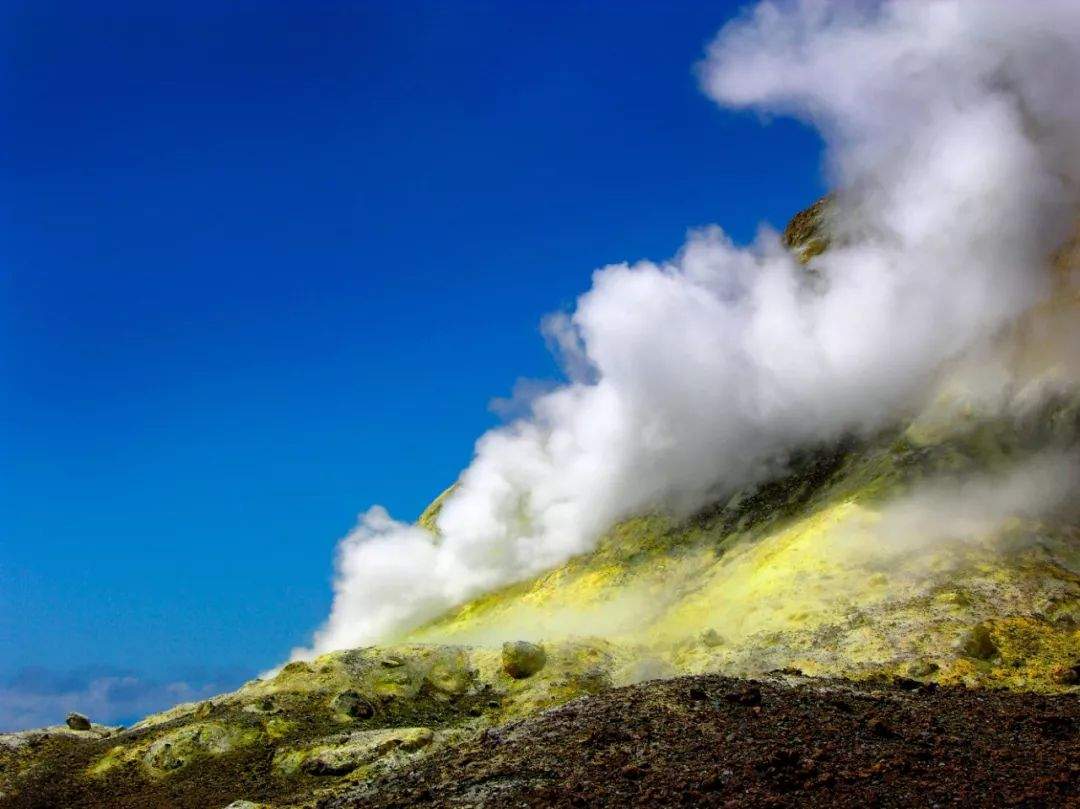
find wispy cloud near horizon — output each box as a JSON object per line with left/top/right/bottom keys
{"left": 0, "top": 666, "right": 247, "bottom": 732}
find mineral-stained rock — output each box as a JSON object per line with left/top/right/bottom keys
{"left": 333, "top": 690, "right": 375, "bottom": 720}
{"left": 502, "top": 641, "right": 547, "bottom": 679}
{"left": 959, "top": 623, "right": 999, "bottom": 660}
{"left": 143, "top": 722, "right": 253, "bottom": 774}
{"left": 286, "top": 727, "right": 435, "bottom": 778}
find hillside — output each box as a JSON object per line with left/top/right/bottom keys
{"left": 405, "top": 199, "right": 1080, "bottom": 692}
{"left": 2, "top": 202, "right": 1078, "bottom": 808}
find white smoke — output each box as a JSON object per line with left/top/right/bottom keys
{"left": 831, "top": 452, "right": 1080, "bottom": 569}
{"left": 296, "top": 0, "right": 1080, "bottom": 658}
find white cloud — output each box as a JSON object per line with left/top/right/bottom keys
{"left": 0, "top": 667, "right": 241, "bottom": 731}
{"left": 296, "top": 1, "right": 1080, "bottom": 658}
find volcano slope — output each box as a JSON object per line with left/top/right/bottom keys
{"left": 2, "top": 203, "right": 1079, "bottom": 809}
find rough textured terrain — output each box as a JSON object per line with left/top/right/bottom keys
{"left": 330, "top": 673, "right": 1080, "bottom": 809}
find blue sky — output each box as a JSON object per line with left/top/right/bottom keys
{"left": 1, "top": 0, "right": 823, "bottom": 728}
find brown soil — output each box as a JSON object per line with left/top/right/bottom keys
{"left": 327, "top": 673, "right": 1080, "bottom": 809}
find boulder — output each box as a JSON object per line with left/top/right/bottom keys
{"left": 502, "top": 641, "right": 547, "bottom": 679}
{"left": 65, "top": 713, "right": 91, "bottom": 731}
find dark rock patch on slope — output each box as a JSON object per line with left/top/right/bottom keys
{"left": 329, "top": 673, "right": 1080, "bottom": 809}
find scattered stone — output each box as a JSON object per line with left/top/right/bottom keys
{"left": 1034, "top": 714, "right": 1075, "bottom": 740}
{"left": 761, "top": 748, "right": 800, "bottom": 770}
{"left": 8, "top": 668, "right": 1080, "bottom": 807}
{"left": 502, "top": 641, "right": 547, "bottom": 679}
{"left": 65, "top": 712, "right": 91, "bottom": 731}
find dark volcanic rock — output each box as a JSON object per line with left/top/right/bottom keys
{"left": 326, "top": 673, "right": 1080, "bottom": 809}
{"left": 65, "top": 713, "right": 91, "bottom": 731}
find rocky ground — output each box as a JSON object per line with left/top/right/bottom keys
{"left": 332, "top": 673, "right": 1080, "bottom": 809}
{"left": 4, "top": 670, "right": 1078, "bottom": 808}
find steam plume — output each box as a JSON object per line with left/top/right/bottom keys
{"left": 296, "top": 0, "right": 1080, "bottom": 658}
